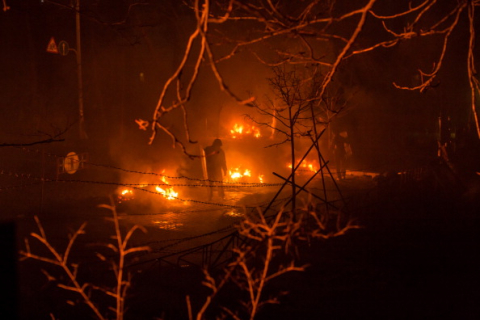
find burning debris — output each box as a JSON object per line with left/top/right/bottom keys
{"left": 155, "top": 174, "right": 179, "bottom": 200}
{"left": 228, "top": 167, "right": 264, "bottom": 184}
{"left": 230, "top": 123, "right": 261, "bottom": 139}
{"left": 115, "top": 170, "right": 180, "bottom": 205}
{"left": 117, "top": 188, "right": 134, "bottom": 203}
{"left": 288, "top": 159, "right": 319, "bottom": 174}
{"left": 229, "top": 167, "right": 251, "bottom": 180}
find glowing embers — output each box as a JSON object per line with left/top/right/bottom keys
{"left": 155, "top": 174, "right": 178, "bottom": 200}
{"left": 117, "top": 188, "right": 134, "bottom": 203}
{"left": 230, "top": 123, "right": 261, "bottom": 139}
{"left": 287, "top": 159, "right": 319, "bottom": 174}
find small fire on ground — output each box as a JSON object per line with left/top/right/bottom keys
{"left": 230, "top": 123, "right": 261, "bottom": 139}
{"left": 117, "top": 188, "right": 134, "bottom": 203}
{"left": 155, "top": 173, "right": 179, "bottom": 200}
{"left": 116, "top": 170, "right": 180, "bottom": 203}
{"left": 228, "top": 167, "right": 264, "bottom": 184}
{"left": 287, "top": 159, "right": 319, "bottom": 173}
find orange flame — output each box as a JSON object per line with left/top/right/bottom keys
{"left": 229, "top": 167, "right": 252, "bottom": 180}
{"left": 155, "top": 185, "right": 178, "bottom": 200}
{"left": 156, "top": 172, "right": 178, "bottom": 200}
{"left": 229, "top": 167, "right": 264, "bottom": 183}
{"left": 117, "top": 188, "right": 134, "bottom": 203}
{"left": 230, "top": 123, "right": 261, "bottom": 139}
{"left": 287, "top": 160, "right": 319, "bottom": 173}
{"left": 121, "top": 189, "right": 133, "bottom": 195}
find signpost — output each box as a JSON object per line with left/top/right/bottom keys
{"left": 64, "top": 152, "right": 80, "bottom": 174}
{"left": 46, "top": 37, "right": 58, "bottom": 54}
{"left": 45, "top": 0, "right": 87, "bottom": 140}
{"left": 58, "top": 41, "right": 69, "bottom": 56}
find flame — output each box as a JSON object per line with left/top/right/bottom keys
{"left": 117, "top": 188, "right": 134, "bottom": 203}
{"left": 229, "top": 167, "right": 252, "bottom": 180}
{"left": 229, "top": 167, "right": 264, "bottom": 183}
{"left": 287, "top": 160, "right": 319, "bottom": 173}
{"left": 155, "top": 185, "right": 178, "bottom": 200}
{"left": 121, "top": 189, "right": 132, "bottom": 195}
{"left": 230, "top": 123, "right": 261, "bottom": 139}
{"left": 156, "top": 172, "right": 179, "bottom": 200}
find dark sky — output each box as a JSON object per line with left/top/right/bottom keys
{"left": 1, "top": 0, "right": 478, "bottom": 176}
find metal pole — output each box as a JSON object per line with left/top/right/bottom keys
{"left": 75, "top": 0, "right": 87, "bottom": 139}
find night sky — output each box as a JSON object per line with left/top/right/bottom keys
{"left": 1, "top": 0, "right": 478, "bottom": 172}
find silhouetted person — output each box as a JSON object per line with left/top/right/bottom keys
{"left": 204, "top": 138, "right": 227, "bottom": 200}
{"left": 333, "top": 132, "right": 348, "bottom": 180}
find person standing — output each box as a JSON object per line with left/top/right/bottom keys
{"left": 204, "top": 139, "right": 227, "bottom": 200}
{"left": 333, "top": 132, "right": 348, "bottom": 180}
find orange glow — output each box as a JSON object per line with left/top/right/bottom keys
{"left": 155, "top": 185, "right": 178, "bottom": 200}
{"left": 287, "top": 160, "right": 319, "bottom": 173}
{"left": 229, "top": 167, "right": 252, "bottom": 180}
{"left": 121, "top": 189, "right": 132, "bottom": 195}
{"left": 228, "top": 167, "right": 264, "bottom": 183}
{"left": 156, "top": 172, "right": 179, "bottom": 200}
{"left": 117, "top": 188, "right": 134, "bottom": 203}
{"left": 230, "top": 123, "right": 261, "bottom": 139}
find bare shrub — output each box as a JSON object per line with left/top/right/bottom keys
{"left": 20, "top": 198, "right": 150, "bottom": 320}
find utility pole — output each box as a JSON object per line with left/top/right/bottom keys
{"left": 75, "top": 0, "right": 87, "bottom": 140}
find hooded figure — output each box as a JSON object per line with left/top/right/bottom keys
{"left": 204, "top": 139, "right": 227, "bottom": 200}
{"left": 333, "top": 132, "right": 348, "bottom": 180}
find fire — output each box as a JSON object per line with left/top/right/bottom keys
{"left": 155, "top": 185, "right": 178, "bottom": 200}
{"left": 228, "top": 167, "right": 265, "bottom": 183}
{"left": 121, "top": 189, "right": 132, "bottom": 195}
{"left": 288, "top": 160, "right": 319, "bottom": 173}
{"left": 155, "top": 173, "right": 179, "bottom": 200}
{"left": 229, "top": 167, "right": 252, "bottom": 180}
{"left": 117, "top": 188, "right": 134, "bottom": 203}
{"left": 230, "top": 123, "right": 261, "bottom": 139}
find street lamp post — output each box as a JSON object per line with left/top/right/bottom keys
{"left": 75, "top": 0, "right": 87, "bottom": 140}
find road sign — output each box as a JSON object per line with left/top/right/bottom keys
{"left": 58, "top": 41, "right": 69, "bottom": 56}
{"left": 46, "top": 37, "right": 58, "bottom": 54}
{"left": 64, "top": 152, "right": 80, "bottom": 174}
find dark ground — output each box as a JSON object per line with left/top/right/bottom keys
{"left": 3, "top": 164, "right": 480, "bottom": 319}
{"left": 129, "top": 169, "right": 480, "bottom": 320}
{"left": 267, "top": 182, "right": 480, "bottom": 319}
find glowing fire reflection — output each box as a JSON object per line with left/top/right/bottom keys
{"left": 152, "top": 220, "right": 182, "bottom": 230}
{"left": 224, "top": 209, "right": 244, "bottom": 217}
{"left": 230, "top": 123, "right": 261, "bottom": 139}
